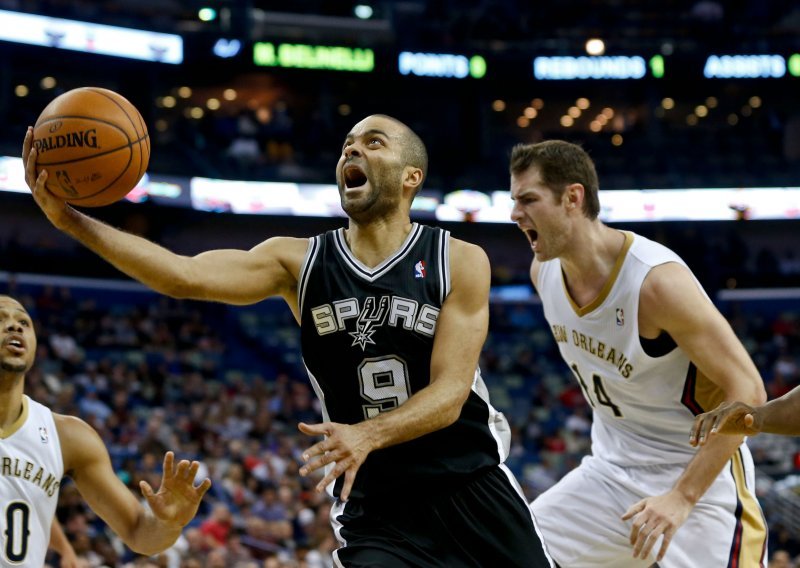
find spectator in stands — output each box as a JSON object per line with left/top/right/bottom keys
{"left": 0, "top": 294, "right": 211, "bottom": 565}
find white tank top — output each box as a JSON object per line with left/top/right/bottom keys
{"left": 0, "top": 396, "right": 64, "bottom": 567}
{"left": 538, "top": 231, "right": 726, "bottom": 466}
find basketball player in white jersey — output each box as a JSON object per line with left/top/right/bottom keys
{"left": 509, "top": 141, "right": 768, "bottom": 567}
{"left": 0, "top": 295, "right": 211, "bottom": 567}
{"left": 692, "top": 384, "right": 800, "bottom": 441}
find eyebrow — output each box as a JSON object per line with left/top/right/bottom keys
{"left": 344, "top": 128, "right": 392, "bottom": 141}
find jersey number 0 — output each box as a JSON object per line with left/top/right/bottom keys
{"left": 3, "top": 501, "right": 30, "bottom": 564}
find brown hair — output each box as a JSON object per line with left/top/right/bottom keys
{"left": 509, "top": 140, "right": 600, "bottom": 219}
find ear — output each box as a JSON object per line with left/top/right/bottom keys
{"left": 564, "top": 183, "right": 584, "bottom": 212}
{"left": 403, "top": 166, "right": 424, "bottom": 194}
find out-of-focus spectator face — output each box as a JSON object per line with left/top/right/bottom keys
{"left": 769, "top": 550, "right": 792, "bottom": 568}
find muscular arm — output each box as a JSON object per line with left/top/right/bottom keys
{"left": 56, "top": 415, "right": 210, "bottom": 555}
{"left": 49, "top": 519, "right": 79, "bottom": 565}
{"left": 625, "top": 262, "right": 766, "bottom": 560}
{"left": 300, "top": 239, "right": 490, "bottom": 498}
{"left": 642, "top": 263, "right": 765, "bottom": 501}
{"left": 24, "top": 130, "right": 305, "bottom": 308}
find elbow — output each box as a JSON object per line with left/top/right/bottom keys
{"left": 440, "top": 387, "right": 471, "bottom": 428}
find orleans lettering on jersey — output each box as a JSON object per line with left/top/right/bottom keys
{"left": 0, "top": 456, "right": 60, "bottom": 497}
{"left": 310, "top": 294, "right": 439, "bottom": 350}
{"left": 551, "top": 324, "right": 634, "bottom": 378}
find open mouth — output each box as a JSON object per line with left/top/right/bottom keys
{"left": 525, "top": 229, "right": 538, "bottom": 244}
{"left": 3, "top": 337, "right": 25, "bottom": 354}
{"left": 343, "top": 165, "right": 368, "bottom": 189}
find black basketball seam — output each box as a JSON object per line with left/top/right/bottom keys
{"left": 35, "top": 115, "right": 131, "bottom": 134}
{"left": 87, "top": 87, "right": 149, "bottom": 187}
{"left": 37, "top": 134, "right": 149, "bottom": 166}
{"left": 48, "top": 143, "right": 135, "bottom": 204}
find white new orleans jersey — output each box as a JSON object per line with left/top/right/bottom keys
{"left": 533, "top": 231, "right": 767, "bottom": 568}
{"left": 0, "top": 396, "right": 63, "bottom": 567}
{"left": 538, "top": 231, "right": 717, "bottom": 466}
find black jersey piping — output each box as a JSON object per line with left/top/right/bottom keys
{"left": 333, "top": 223, "right": 423, "bottom": 282}
{"left": 298, "top": 236, "right": 321, "bottom": 314}
{"left": 438, "top": 228, "right": 451, "bottom": 304}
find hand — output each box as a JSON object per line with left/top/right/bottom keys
{"left": 298, "top": 421, "right": 375, "bottom": 501}
{"left": 139, "top": 452, "right": 212, "bottom": 528}
{"left": 621, "top": 490, "right": 693, "bottom": 562}
{"left": 689, "top": 401, "right": 760, "bottom": 447}
{"left": 22, "top": 126, "right": 71, "bottom": 227}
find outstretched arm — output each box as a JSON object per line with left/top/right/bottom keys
{"left": 23, "top": 128, "right": 306, "bottom": 308}
{"left": 56, "top": 415, "right": 211, "bottom": 555}
{"left": 299, "top": 238, "right": 490, "bottom": 500}
{"left": 622, "top": 262, "right": 766, "bottom": 562}
{"left": 691, "top": 386, "right": 800, "bottom": 442}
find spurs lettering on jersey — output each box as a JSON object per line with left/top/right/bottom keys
{"left": 311, "top": 295, "right": 439, "bottom": 349}
{"left": 551, "top": 324, "right": 634, "bottom": 378}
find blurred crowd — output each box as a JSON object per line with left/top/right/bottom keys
{"left": 1, "top": 275, "right": 797, "bottom": 567}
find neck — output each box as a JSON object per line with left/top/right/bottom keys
{"left": 559, "top": 222, "right": 625, "bottom": 290}
{"left": 345, "top": 214, "right": 414, "bottom": 268}
{"left": 0, "top": 372, "right": 25, "bottom": 433}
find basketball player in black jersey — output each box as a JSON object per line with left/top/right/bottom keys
{"left": 23, "top": 116, "right": 552, "bottom": 567}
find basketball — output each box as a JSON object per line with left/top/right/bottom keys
{"left": 33, "top": 87, "right": 150, "bottom": 207}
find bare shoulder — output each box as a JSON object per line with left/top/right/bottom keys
{"left": 447, "top": 236, "right": 490, "bottom": 296}
{"left": 448, "top": 237, "right": 490, "bottom": 272}
{"left": 251, "top": 236, "right": 311, "bottom": 277}
{"left": 54, "top": 413, "right": 106, "bottom": 474}
{"left": 640, "top": 261, "right": 713, "bottom": 333}
{"left": 640, "top": 261, "right": 700, "bottom": 307}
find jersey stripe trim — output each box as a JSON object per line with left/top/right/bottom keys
{"left": 471, "top": 369, "right": 510, "bottom": 462}
{"left": 332, "top": 223, "right": 423, "bottom": 282}
{"left": 438, "top": 228, "right": 451, "bottom": 304}
{"left": 298, "top": 236, "right": 321, "bottom": 315}
{"left": 562, "top": 231, "right": 634, "bottom": 317}
{"left": 726, "top": 449, "right": 768, "bottom": 568}
{"left": 499, "top": 464, "right": 556, "bottom": 568}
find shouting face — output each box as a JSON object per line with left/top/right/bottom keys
{"left": 336, "top": 115, "right": 411, "bottom": 223}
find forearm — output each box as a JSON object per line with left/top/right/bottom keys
{"left": 365, "top": 377, "right": 467, "bottom": 450}
{"left": 57, "top": 208, "right": 192, "bottom": 297}
{"left": 123, "top": 509, "right": 184, "bottom": 555}
{"left": 673, "top": 433, "right": 744, "bottom": 504}
{"left": 755, "top": 389, "right": 800, "bottom": 435}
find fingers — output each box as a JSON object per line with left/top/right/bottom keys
{"left": 340, "top": 468, "right": 357, "bottom": 502}
{"left": 299, "top": 421, "right": 330, "bottom": 437}
{"left": 300, "top": 447, "right": 344, "bottom": 476}
{"left": 139, "top": 480, "right": 155, "bottom": 499}
{"left": 163, "top": 451, "right": 175, "bottom": 477}
{"left": 22, "top": 127, "right": 32, "bottom": 167}
{"left": 656, "top": 528, "right": 675, "bottom": 562}
{"left": 743, "top": 413, "right": 755, "bottom": 428}
{"left": 621, "top": 499, "right": 645, "bottom": 521}
{"left": 195, "top": 477, "right": 212, "bottom": 498}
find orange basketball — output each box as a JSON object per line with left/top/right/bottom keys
{"left": 33, "top": 87, "right": 150, "bottom": 207}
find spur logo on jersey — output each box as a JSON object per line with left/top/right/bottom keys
{"left": 311, "top": 295, "right": 439, "bottom": 350}
{"left": 616, "top": 308, "right": 625, "bottom": 326}
{"left": 414, "top": 260, "right": 426, "bottom": 279}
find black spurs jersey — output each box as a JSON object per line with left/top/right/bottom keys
{"left": 299, "top": 223, "right": 511, "bottom": 501}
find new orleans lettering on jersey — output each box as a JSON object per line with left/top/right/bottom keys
{"left": 298, "top": 223, "right": 509, "bottom": 501}
{"left": 550, "top": 324, "right": 634, "bottom": 378}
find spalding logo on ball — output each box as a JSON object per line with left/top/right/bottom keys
{"left": 33, "top": 87, "right": 150, "bottom": 207}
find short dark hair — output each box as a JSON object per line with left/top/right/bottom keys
{"left": 509, "top": 140, "right": 600, "bottom": 219}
